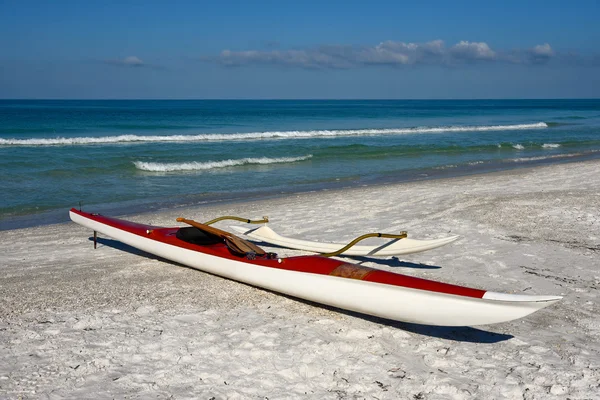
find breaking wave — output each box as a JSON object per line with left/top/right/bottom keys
{"left": 542, "top": 143, "right": 561, "bottom": 148}
{"left": 133, "top": 155, "right": 312, "bottom": 172}
{"left": 0, "top": 122, "right": 548, "bottom": 146}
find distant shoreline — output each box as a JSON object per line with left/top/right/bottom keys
{"left": 2, "top": 98, "right": 600, "bottom": 101}
{"left": 2, "top": 153, "right": 599, "bottom": 232}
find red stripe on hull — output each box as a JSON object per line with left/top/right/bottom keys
{"left": 365, "top": 270, "right": 485, "bottom": 299}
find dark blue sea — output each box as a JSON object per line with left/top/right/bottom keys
{"left": 1, "top": 99, "right": 600, "bottom": 229}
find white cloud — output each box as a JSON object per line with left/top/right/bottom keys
{"left": 532, "top": 43, "right": 554, "bottom": 57}
{"left": 450, "top": 41, "right": 496, "bottom": 60}
{"left": 527, "top": 43, "right": 554, "bottom": 64}
{"left": 123, "top": 56, "right": 144, "bottom": 66}
{"left": 105, "top": 56, "right": 145, "bottom": 67}
{"left": 529, "top": 43, "right": 555, "bottom": 63}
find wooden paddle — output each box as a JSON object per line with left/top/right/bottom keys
{"left": 176, "top": 217, "right": 267, "bottom": 257}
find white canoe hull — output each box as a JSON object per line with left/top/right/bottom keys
{"left": 230, "top": 225, "right": 460, "bottom": 256}
{"left": 71, "top": 211, "right": 561, "bottom": 326}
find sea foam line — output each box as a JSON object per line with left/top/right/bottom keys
{"left": 133, "top": 155, "right": 312, "bottom": 172}
{"left": 511, "top": 153, "right": 580, "bottom": 162}
{"left": 0, "top": 122, "right": 548, "bottom": 146}
{"left": 510, "top": 149, "right": 599, "bottom": 163}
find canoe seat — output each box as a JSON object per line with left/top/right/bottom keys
{"left": 176, "top": 227, "right": 223, "bottom": 245}
{"left": 177, "top": 217, "right": 267, "bottom": 258}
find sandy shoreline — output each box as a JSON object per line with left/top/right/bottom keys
{"left": 4, "top": 152, "right": 599, "bottom": 233}
{"left": 1, "top": 160, "right": 599, "bottom": 399}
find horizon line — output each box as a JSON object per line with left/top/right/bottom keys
{"left": 1, "top": 97, "right": 599, "bottom": 101}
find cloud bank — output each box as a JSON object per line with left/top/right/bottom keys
{"left": 208, "top": 40, "right": 560, "bottom": 69}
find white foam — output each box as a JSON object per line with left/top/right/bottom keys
{"left": 513, "top": 144, "right": 525, "bottom": 150}
{"left": 133, "top": 155, "right": 312, "bottom": 172}
{"left": 542, "top": 143, "right": 561, "bottom": 148}
{"left": 0, "top": 122, "right": 548, "bottom": 146}
{"left": 433, "top": 164, "right": 457, "bottom": 170}
{"left": 515, "top": 149, "right": 599, "bottom": 162}
{"left": 511, "top": 153, "right": 581, "bottom": 162}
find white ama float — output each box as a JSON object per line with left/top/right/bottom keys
{"left": 230, "top": 225, "right": 460, "bottom": 257}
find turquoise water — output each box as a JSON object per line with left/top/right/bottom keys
{"left": 1, "top": 99, "right": 600, "bottom": 229}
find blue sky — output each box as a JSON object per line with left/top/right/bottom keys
{"left": 1, "top": 0, "right": 598, "bottom": 99}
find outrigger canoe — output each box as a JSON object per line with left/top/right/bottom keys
{"left": 230, "top": 225, "right": 460, "bottom": 257}
{"left": 69, "top": 208, "right": 561, "bottom": 326}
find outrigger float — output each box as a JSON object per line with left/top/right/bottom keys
{"left": 229, "top": 225, "right": 460, "bottom": 257}
{"left": 70, "top": 208, "right": 561, "bottom": 326}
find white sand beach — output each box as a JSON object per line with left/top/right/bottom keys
{"left": 1, "top": 160, "right": 599, "bottom": 399}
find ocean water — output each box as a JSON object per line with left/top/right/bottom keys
{"left": 1, "top": 99, "right": 600, "bottom": 229}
